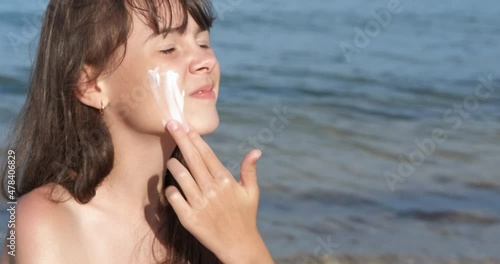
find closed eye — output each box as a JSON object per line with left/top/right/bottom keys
{"left": 160, "top": 48, "right": 176, "bottom": 55}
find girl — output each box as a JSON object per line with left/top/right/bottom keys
{"left": 1, "top": 0, "right": 274, "bottom": 263}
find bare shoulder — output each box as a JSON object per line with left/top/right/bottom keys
{"left": 6, "top": 184, "right": 85, "bottom": 263}
{"left": 17, "top": 183, "right": 74, "bottom": 215}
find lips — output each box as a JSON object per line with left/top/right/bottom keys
{"left": 189, "top": 84, "right": 216, "bottom": 99}
{"left": 190, "top": 84, "right": 214, "bottom": 96}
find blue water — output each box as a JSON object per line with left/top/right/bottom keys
{"left": 1, "top": 0, "right": 500, "bottom": 260}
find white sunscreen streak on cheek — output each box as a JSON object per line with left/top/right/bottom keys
{"left": 147, "top": 67, "right": 185, "bottom": 127}
{"left": 166, "top": 70, "right": 185, "bottom": 124}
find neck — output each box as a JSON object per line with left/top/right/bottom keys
{"left": 95, "top": 122, "right": 176, "bottom": 222}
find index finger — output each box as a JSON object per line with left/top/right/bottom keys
{"left": 166, "top": 120, "right": 213, "bottom": 188}
{"left": 184, "top": 123, "right": 232, "bottom": 182}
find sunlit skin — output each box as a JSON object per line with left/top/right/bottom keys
{"left": 2, "top": 3, "right": 274, "bottom": 264}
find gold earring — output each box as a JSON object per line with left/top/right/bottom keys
{"left": 100, "top": 101, "right": 105, "bottom": 116}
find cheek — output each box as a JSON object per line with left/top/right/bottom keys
{"left": 214, "top": 62, "right": 221, "bottom": 82}
{"left": 103, "top": 42, "right": 176, "bottom": 133}
{"left": 127, "top": 84, "right": 164, "bottom": 132}
{"left": 106, "top": 70, "right": 167, "bottom": 133}
{"left": 113, "top": 86, "right": 164, "bottom": 129}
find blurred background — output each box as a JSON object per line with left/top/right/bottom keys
{"left": 1, "top": 0, "right": 500, "bottom": 263}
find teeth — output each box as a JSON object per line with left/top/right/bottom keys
{"left": 198, "top": 91, "right": 204, "bottom": 94}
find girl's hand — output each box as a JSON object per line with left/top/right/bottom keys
{"left": 164, "top": 120, "right": 274, "bottom": 264}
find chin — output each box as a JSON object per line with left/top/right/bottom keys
{"left": 187, "top": 113, "right": 220, "bottom": 135}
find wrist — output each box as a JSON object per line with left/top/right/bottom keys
{"left": 219, "top": 230, "right": 274, "bottom": 264}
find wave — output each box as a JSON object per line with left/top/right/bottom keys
{"left": 397, "top": 210, "right": 500, "bottom": 225}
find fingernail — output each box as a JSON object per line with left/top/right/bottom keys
{"left": 253, "top": 149, "right": 262, "bottom": 164}
{"left": 256, "top": 149, "right": 262, "bottom": 158}
{"left": 167, "top": 120, "right": 179, "bottom": 131}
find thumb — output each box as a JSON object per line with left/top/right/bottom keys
{"left": 239, "top": 149, "right": 263, "bottom": 197}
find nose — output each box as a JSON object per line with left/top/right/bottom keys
{"left": 188, "top": 48, "right": 218, "bottom": 75}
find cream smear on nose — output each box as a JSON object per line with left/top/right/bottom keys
{"left": 147, "top": 67, "right": 185, "bottom": 127}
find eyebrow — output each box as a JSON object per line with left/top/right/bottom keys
{"left": 144, "top": 26, "right": 206, "bottom": 44}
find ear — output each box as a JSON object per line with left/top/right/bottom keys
{"left": 75, "top": 65, "right": 109, "bottom": 110}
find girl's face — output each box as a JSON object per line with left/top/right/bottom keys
{"left": 100, "top": 7, "right": 220, "bottom": 136}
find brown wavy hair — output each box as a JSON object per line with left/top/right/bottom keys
{"left": 1, "top": 0, "right": 220, "bottom": 263}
